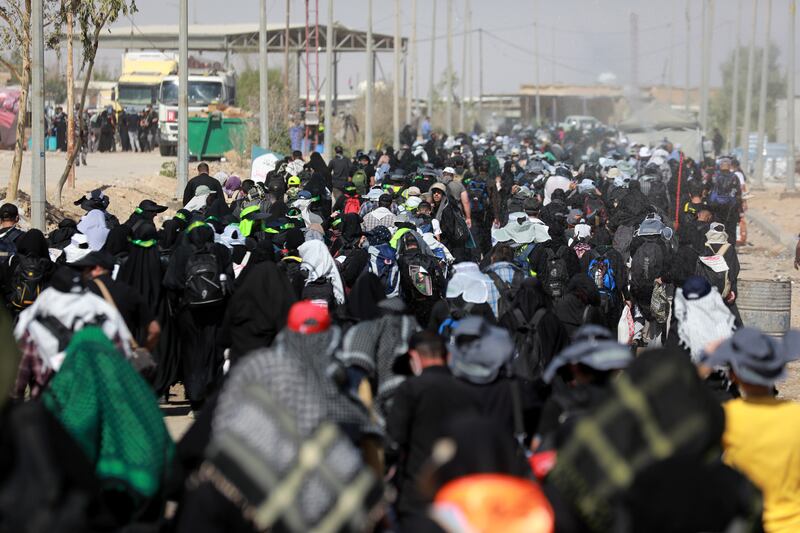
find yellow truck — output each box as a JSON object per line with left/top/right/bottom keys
{"left": 112, "top": 51, "right": 178, "bottom": 113}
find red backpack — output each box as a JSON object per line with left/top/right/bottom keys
{"left": 343, "top": 195, "right": 361, "bottom": 215}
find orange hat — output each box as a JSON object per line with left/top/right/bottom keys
{"left": 432, "top": 474, "right": 554, "bottom": 533}
{"left": 287, "top": 300, "right": 331, "bottom": 334}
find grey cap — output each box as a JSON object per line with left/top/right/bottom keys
{"left": 701, "top": 327, "right": 800, "bottom": 387}
{"left": 543, "top": 334, "right": 633, "bottom": 384}
{"left": 448, "top": 317, "right": 514, "bottom": 385}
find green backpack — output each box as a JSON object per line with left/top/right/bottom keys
{"left": 351, "top": 169, "right": 368, "bottom": 195}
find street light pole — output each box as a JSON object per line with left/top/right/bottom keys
{"left": 753, "top": 0, "right": 772, "bottom": 189}
{"left": 259, "top": 0, "right": 270, "bottom": 149}
{"left": 31, "top": 0, "right": 46, "bottom": 230}
{"left": 324, "top": 0, "right": 334, "bottom": 160}
{"left": 787, "top": 0, "right": 796, "bottom": 191}
{"left": 177, "top": 0, "right": 189, "bottom": 198}
{"left": 741, "top": 0, "right": 758, "bottom": 174}
{"left": 393, "top": 0, "right": 401, "bottom": 147}
{"left": 445, "top": 0, "right": 453, "bottom": 136}
{"left": 729, "top": 0, "right": 742, "bottom": 153}
{"left": 364, "top": 0, "right": 373, "bottom": 151}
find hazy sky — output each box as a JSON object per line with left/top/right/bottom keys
{"left": 87, "top": 0, "right": 797, "bottom": 97}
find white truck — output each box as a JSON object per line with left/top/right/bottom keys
{"left": 157, "top": 70, "right": 236, "bottom": 156}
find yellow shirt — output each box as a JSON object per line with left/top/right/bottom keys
{"left": 723, "top": 397, "right": 800, "bottom": 533}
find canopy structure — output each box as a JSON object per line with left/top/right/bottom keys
{"left": 618, "top": 102, "right": 698, "bottom": 132}
{"left": 98, "top": 23, "right": 405, "bottom": 54}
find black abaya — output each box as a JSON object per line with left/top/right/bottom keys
{"left": 162, "top": 224, "right": 232, "bottom": 407}
{"left": 223, "top": 261, "right": 296, "bottom": 362}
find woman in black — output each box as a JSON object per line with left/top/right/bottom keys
{"left": 163, "top": 221, "right": 233, "bottom": 411}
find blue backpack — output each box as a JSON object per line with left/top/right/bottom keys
{"left": 368, "top": 244, "right": 400, "bottom": 297}
{"left": 709, "top": 172, "right": 739, "bottom": 207}
{"left": 588, "top": 255, "right": 617, "bottom": 312}
{"left": 467, "top": 179, "right": 489, "bottom": 214}
{"left": 513, "top": 243, "right": 537, "bottom": 276}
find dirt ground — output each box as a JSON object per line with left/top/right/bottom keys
{"left": 0, "top": 150, "right": 248, "bottom": 231}
{"left": 737, "top": 182, "right": 800, "bottom": 399}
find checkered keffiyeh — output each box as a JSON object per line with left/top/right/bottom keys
{"left": 208, "top": 345, "right": 382, "bottom": 532}
{"left": 362, "top": 207, "right": 397, "bottom": 233}
{"left": 339, "top": 315, "right": 420, "bottom": 426}
{"left": 484, "top": 262, "right": 522, "bottom": 318}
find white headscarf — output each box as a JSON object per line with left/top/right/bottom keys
{"left": 298, "top": 240, "right": 345, "bottom": 305}
{"left": 673, "top": 287, "right": 736, "bottom": 362}
{"left": 76, "top": 209, "right": 109, "bottom": 251}
{"left": 446, "top": 262, "right": 492, "bottom": 304}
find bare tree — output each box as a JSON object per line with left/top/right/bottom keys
{"left": 0, "top": 1, "right": 60, "bottom": 202}
{"left": 1, "top": 1, "right": 34, "bottom": 202}
{"left": 56, "top": 0, "right": 136, "bottom": 206}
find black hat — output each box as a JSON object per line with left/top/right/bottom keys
{"left": 378, "top": 193, "right": 393, "bottom": 205}
{"left": 74, "top": 189, "right": 109, "bottom": 211}
{"left": 68, "top": 250, "right": 115, "bottom": 270}
{"left": 0, "top": 203, "right": 19, "bottom": 219}
{"left": 137, "top": 199, "right": 167, "bottom": 213}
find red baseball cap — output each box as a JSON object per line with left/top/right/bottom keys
{"left": 287, "top": 300, "right": 331, "bottom": 334}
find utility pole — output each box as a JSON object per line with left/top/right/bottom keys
{"left": 259, "top": 0, "right": 270, "bottom": 149}
{"left": 31, "top": 0, "right": 45, "bottom": 230}
{"left": 685, "top": 0, "right": 691, "bottom": 111}
{"left": 534, "top": 0, "right": 541, "bottom": 125}
{"left": 66, "top": 0, "right": 75, "bottom": 189}
{"left": 753, "top": 0, "right": 772, "bottom": 189}
{"left": 478, "top": 28, "right": 483, "bottom": 124}
{"left": 729, "top": 0, "right": 742, "bottom": 152}
{"left": 324, "top": 0, "right": 334, "bottom": 160}
{"left": 700, "top": 1, "right": 708, "bottom": 131}
{"left": 393, "top": 0, "right": 401, "bottom": 147}
{"left": 406, "top": 0, "right": 416, "bottom": 126}
{"left": 630, "top": 12, "right": 639, "bottom": 102}
{"left": 364, "top": 0, "right": 373, "bottom": 151}
{"left": 703, "top": 0, "right": 714, "bottom": 132}
{"left": 445, "top": 0, "right": 453, "bottom": 136}
{"left": 177, "top": 0, "right": 188, "bottom": 198}
{"left": 428, "top": 0, "right": 436, "bottom": 120}
{"left": 741, "top": 0, "right": 758, "bottom": 173}
{"left": 788, "top": 0, "right": 797, "bottom": 191}
{"left": 668, "top": 4, "right": 675, "bottom": 106}
{"left": 284, "top": 0, "right": 290, "bottom": 121}
{"left": 461, "top": 0, "right": 468, "bottom": 131}
{"left": 459, "top": 0, "right": 467, "bottom": 132}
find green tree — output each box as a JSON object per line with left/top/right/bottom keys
{"left": 710, "top": 43, "right": 786, "bottom": 146}
{"left": 0, "top": 0, "right": 61, "bottom": 202}
{"left": 234, "top": 66, "right": 284, "bottom": 109}
{"left": 56, "top": 0, "right": 137, "bottom": 206}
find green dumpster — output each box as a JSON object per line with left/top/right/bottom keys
{"left": 187, "top": 112, "right": 249, "bottom": 159}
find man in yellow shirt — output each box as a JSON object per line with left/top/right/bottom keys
{"left": 705, "top": 328, "right": 800, "bottom": 533}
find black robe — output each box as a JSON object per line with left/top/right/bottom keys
{"left": 162, "top": 225, "right": 232, "bottom": 407}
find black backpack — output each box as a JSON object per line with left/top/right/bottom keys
{"left": 510, "top": 308, "right": 548, "bottom": 382}
{"left": 695, "top": 243, "right": 732, "bottom": 299}
{"left": 486, "top": 268, "right": 527, "bottom": 330}
{"left": 184, "top": 248, "right": 225, "bottom": 306}
{"left": 646, "top": 180, "right": 670, "bottom": 214}
{"left": 10, "top": 255, "right": 48, "bottom": 310}
{"left": 542, "top": 246, "right": 570, "bottom": 300}
{"left": 302, "top": 278, "right": 336, "bottom": 308}
{"left": 630, "top": 239, "right": 665, "bottom": 290}
{"left": 709, "top": 173, "right": 740, "bottom": 207}
{"left": 439, "top": 203, "right": 469, "bottom": 244}
{"left": 399, "top": 252, "right": 442, "bottom": 301}
{"left": 0, "top": 228, "right": 23, "bottom": 258}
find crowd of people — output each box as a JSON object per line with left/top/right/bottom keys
{"left": 0, "top": 122, "right": 799, "bottom": 533}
